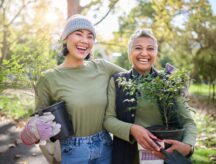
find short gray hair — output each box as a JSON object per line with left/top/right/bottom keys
{"left": 128, "top": 29, "right": 158, "bottom": 53}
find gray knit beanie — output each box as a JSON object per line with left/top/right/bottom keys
{"left": 61, "top": 14, "right": 96, "bottom": 40}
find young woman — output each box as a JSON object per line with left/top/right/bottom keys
{"left": 104, "top": 29, "right": 197, "bottom": 164}
{"left": 20, "top": 14, "right": 124, "bottom": 164}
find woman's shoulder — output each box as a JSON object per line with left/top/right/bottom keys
{"left": 41, "top": 68, "right": 57, "bottom": 77}
{"left": 86, "top": 59, "right": 109, "bottom": 69}
{"left": 37, "top": 68, "right": 58, "bottom": 82}
{"left": 89, "top": 59, "right": 106, "bottom": 64}
{"left": 91, "top": 58, "right": 119, "bottom": 65}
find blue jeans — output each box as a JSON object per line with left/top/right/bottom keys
{"left": 60, "top": 131, "right": 112, "bottom": 164}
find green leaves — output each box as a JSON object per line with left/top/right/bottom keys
{"left": 117, "top": 68, "right": 190, "bottom": 128}
{"left": 0, "top": 36, "right": 56, "bottom": 92}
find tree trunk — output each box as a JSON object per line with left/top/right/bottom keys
{"left": 67, "top": 0, "right": 81, "bottom": 18}
{"left": 212, "top": 84, "right": 215, "bottom": 102}
{"left": 0, "top": 8, "right": 9, "bottom": 64}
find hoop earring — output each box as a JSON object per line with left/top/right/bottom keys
{"left": 85, "top": 53, "right": 90, "bottom": 60}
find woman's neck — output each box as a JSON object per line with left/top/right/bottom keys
{"left": 133, "top": 68, "right": 151, "bottom": 76}
{"left": 60, "top": 55, "right": 84, "bottom": 68}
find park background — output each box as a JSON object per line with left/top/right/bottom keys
{"left": 0, "top": 0, "right": 216, "bottom": 163}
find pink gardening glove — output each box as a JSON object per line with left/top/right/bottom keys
{"left": 20, "top": 112, "right": 61, "bottom": 145}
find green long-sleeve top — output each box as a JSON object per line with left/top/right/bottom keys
{"left": 35, "top": 59, "right": 125, "bottom": 137}
{"left": 104, "top": 70, "right": 197, "bottom": 147}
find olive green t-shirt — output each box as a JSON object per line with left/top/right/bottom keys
{"left": 35, "top": 59, "right": 125, "bottom": 137}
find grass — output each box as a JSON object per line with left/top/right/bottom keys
{"left": 191, "top": 108, "right": 216, "bottom": 163}
{"left": 193, "top": 148, "right": 216, "bottom": 164}
{"left": 189, "top": 84, "right": 216, "bottom": 163}
{"left": 189, "top": 84, "right": 213, "bottom": 96}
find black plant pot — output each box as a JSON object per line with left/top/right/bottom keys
{"left": 147, "top": 126, "right": 185, "bottom": 149}
{"left": 35, "top": 101, "right": 74, "bottom": 141}
{"left": 147, "top": 126, "right": 185, "bottom": 141}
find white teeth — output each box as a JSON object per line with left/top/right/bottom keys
{"left": 138, "top": 59, "right": 148, "bottom": 62}
{"left": 77, "top": 46, "right": 87, "bottom": 50}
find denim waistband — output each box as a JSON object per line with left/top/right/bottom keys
{"left": 60, "top": 131, "right": 110, "bottom": 145}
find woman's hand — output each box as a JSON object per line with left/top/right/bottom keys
{"left": 164, "top": 139, "right": 192, "bottom": 156}
{"left": 130, "top": 124, "right": 160, "bottom": 151}
{"left": 20, "top": 112, "right": 61, "bottom": 145}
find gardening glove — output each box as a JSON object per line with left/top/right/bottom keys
{"left": 20, "top": 112, "right": 61, "bottom": 145}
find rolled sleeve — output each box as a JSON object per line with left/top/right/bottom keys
{"left": 177, "top": 97, "right": 197, "bottom": 146}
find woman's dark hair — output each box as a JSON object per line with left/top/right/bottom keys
{"left": 62, "top": 43, "right": 69, "bottom": 56}
{"left": 61, "top": 43, "right": 90, "bottom": 60}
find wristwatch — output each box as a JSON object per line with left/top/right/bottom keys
{"left": 186, "top": 145, "right": 194, "bottom": 158}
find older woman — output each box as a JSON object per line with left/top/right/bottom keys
{"left": 104, "top": 29, "right": 197, "bottom": 164}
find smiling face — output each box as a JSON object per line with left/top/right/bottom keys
{"left": 129, "top": 36, "right": 158, "bottom": 74}
{"left": 66, "top": 29, "right": 94, "bottom": 61}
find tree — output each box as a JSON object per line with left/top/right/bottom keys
{"left": 0, "top": 0, "right": 61, "bottom": 91}
{"left": 184, "top": 1, "right": 216, "bottom": 100}
{"left": 110, "top": 0, "right": 216, "bottom": 101}
{"left": 0, "top": 0, "right": 36, "bottom": 64}
{"left": 66, "top": 0, "right": 119, "bottom": 25}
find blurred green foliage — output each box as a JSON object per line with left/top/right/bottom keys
{"left": 114, "top": 51, "right": 131, "bottom": 70}
{"left": 0, "top": 37, "right": 57, "bottom": 92}
{"left": 0, "top": 0, "right": 60, "bottom": 92}
{"left": 192, "top": 113, "right": 216, "bottom": 163}
{"left": 109, "top": 0, "right": 216, "bottom": 100}
{"left": 0, "top": 93, "right": 34, "bottom": 119}
{"left": 189, "top": 84, "right": 213, "bottom": 96}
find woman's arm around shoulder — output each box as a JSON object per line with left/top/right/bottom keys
{"left": 96, "top": 59, "right": 126, "bottom": 75}
{"left": 103, "top": 77, "right": 132, "bottom": 142}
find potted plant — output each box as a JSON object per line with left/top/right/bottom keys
{"left": 117, "top": 63, "right": 191, "bottom": 141}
